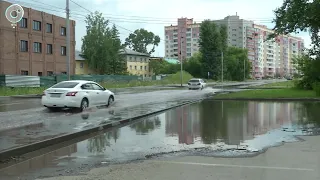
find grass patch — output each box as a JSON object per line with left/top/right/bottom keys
{"left": 214, "top": 89, "right": 318, "bottom": 99}
{"left": 0, "top": 71, "right": 194, "bottom": 96}
{"left": 253, "top": 81, "right": 294, "bottom": 88}
{"left": 0, "top": 87, "right": 46, "bottom": 96}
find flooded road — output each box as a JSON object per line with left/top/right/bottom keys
{"left": 0, "top": 88, "right": 216, "bottom": 152}
{"left": 1, "top": 100, "right": 319, "bottom": 180}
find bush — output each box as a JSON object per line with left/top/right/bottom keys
{"left": 294, "top": 79, "right": 313, "bottom": 90}
{"left": 313, "top": 82, "right": 320, "bottom": 96}
{"left": 162, "top": 71, "right": 193, "bottom": 84}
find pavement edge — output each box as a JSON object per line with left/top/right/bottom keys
{"left": 0, "top": 99, "right": 201, "bottom": 161}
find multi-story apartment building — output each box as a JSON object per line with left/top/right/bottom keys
{"left": 165, "top": 15, "right": 304, "bottom": 78}
{"left": 164, "top": 18, "right": 200, "bottom": 60}
{"left": 0, "top": 1, "right": 76, "bottom": 76}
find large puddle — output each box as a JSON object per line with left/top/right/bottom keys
{"left": 1, "top": 100, "right": 320, "bottom": 179}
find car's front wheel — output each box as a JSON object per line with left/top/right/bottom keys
{"left": 79, "top": 98, "right": 89, "bottom": 112}
{"left": 107, "top": 96, "right": 114, "bottom": 107}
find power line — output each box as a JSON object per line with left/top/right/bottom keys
{"left": 7, "top": 0, "right": 274, "bottom": 24}
{"left": 69, "top": 0, "right": 137, "bottom": 35}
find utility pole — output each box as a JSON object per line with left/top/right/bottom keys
{"left": 221, "top": 51, "right": 224, "bottom": 88}
{"left": 180, "top": 34, "right": 184, "bottom": 87}
{"left": 244, "top": 58, "right": 246, "bottom": 81}
{"left": 66, "top": 0, "right": 71, "bottom": 80}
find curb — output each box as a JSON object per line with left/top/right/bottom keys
{"left": 0, "top": 99, "right": 202, "bottom": 161}
{"left": 211, "top": 97, "right": 320, "bottom": 101}
{"left": 243, "top": 87, "right": 289, "bottom": 89}
{"left": 10, "top": 94, "right": 42, "bottom": 98}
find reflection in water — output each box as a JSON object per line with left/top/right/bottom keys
{"left": 165, "top": 100, "right": 304, "bottom": 146}
{"left": 0, "top": 144, "right": 77, "bottom": 178}
{"left": 130, "top": 116, "right": 161, "bottom": 135}
{"left": 87, "top": 129, "right": 120, "bottom": 153}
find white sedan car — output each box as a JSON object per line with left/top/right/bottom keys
{"left": 41, "top": 80, "right": 115, "bottom": 111}
{"left": 187, "top": 78, "right": 206, "bottom": 90}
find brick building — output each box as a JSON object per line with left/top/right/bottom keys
{"left": 0, "top": 1, "right": 76, "bottom": 76}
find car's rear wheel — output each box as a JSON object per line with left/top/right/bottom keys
{"left": 107, "top": 96, "right": 114, "bottom": 107}
{"left": 80, "top": 98, "right": 89, "bottom": 112}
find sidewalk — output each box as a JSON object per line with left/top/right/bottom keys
{"left": 41, "top": 135, "right": 320, "bottom": 180}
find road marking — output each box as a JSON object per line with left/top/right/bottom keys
{"left": 153, "top": 161, "right": 314, "bottom": 171}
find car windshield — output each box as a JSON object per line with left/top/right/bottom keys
{"left": 51, "top": 82, "right": 79, "bottom": 88}
{"left": 189, "top": 79, "right": 200, "bottom": 83}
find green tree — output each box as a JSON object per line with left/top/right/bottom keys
{"left": 149, "top": 59, "right": 164, "bottom": 75}
{"left": 225, "top": 47, "right": 251, "bottom": 81}
{"left": 271, "top": 0, "right": 320, "bottom": 55}
{"left": 109, "top": 25, "right": 127, "bottom": 74}
{"left": 199, "top": 20, "right": 227, "bottom": 79}
{"left": 81, "top": 11, "right": 127, "bottom": 75}
{"left": 292, "top": 55, "right": 320, "bottom": 89}
{"left": 184, "top": 52, "right": 202, "bottom": 77}
{"left": 124, "top": 28, "right": 161, "bottom": 55}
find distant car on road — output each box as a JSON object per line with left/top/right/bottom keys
{"left": 187, "top": 78, "right": 206, "bottom": 90}
{"left": 41, "top": 80, "right": 115, "bottom": 111}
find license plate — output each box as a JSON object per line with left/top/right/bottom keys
{"left": 50, "top": 93, "right": 61, "bottom": 98}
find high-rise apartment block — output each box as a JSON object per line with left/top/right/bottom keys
{"left": 164, "top": 18, "right": 200, "bottom": 60}
{"left": 164, "top": 15, "right": 304, "bottom": 78}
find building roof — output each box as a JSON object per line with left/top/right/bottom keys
{"left": 120, "top": 48, "right": 150, "bottom": 57}
{"left": 75, "top": 50, "right": 85, "bottom": 61}
{"left": 164, "top": 58, "right": 180, "bottom": 64}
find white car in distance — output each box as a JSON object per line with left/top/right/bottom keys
{"left": 187, "top": 78, "right": 206, "bottom": 90}
{"left": 42, "top": 80, "right": 115, "bottom": 111}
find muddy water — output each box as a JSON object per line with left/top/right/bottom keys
{"left": 1, "top": 100, "right": 319, "bottom": 180}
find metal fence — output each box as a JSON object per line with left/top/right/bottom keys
{"left": 0, "top": 74, "right": 144, "bottom": 87}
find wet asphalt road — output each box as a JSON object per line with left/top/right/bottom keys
{"left": 0, "top": 86, "right": 184, "bottom": 112}
{"left": 0, "top": 100, "right": 319, "bottom": 180}
{"left": 0, "top": 79, "right": 284, "bottom": 113}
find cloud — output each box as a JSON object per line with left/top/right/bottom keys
{"left": 18, "top": 0, "right": 312, "bottom": 56}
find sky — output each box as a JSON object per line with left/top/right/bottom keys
{"left": 8, "top": 0, "right": 312, "bottom": 56}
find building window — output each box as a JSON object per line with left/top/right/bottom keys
{"left": 38, "top": 72, "right": 43, "bottom": 76}
{"left": 47, "top": 71, "right": 54, "bottom": 76}
{"left": 140, "top": 57, "right": 142, "bottom": 62}
{"left": 33, "top": 42, "right": 42, "bottom": 53}
{"left": 80, "top": 62, "right": 84, "bottom": 68}
{"left": 140, "top": 66, "right": 142, "bottom": 70}
{"left": 19, "top": 18, "right": 27, "bottom": 28}
{"left": 129, "top": 56, "right": 132, "bottom": 60}
{"left": 46, "top": 44, "right": 52, "bottom": 54}
{"left": 20, "top": 40, "right": 28, "bottom": 52}
{"left": 130, "top": 65, "right": 132, "bottom": 70}
{"left": 61, "top": 46, "right": 66, "bottom": 56}
{"left": 21, "top": 70, "right": 28, "bottom": 75}
{"left": 144, "top": 66, "right": 147, "bottom": 70}
{"left": 46, "top": 23, "right": 52, "bottom": 33}
{"left": 60, "top": 27, "right": 66, "bottom": 36}
{"left": 33, "top": 20, "right": 41, "bottom": 31}
{"left": 134, "top": 66, "right": 137, "bottom": 70}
